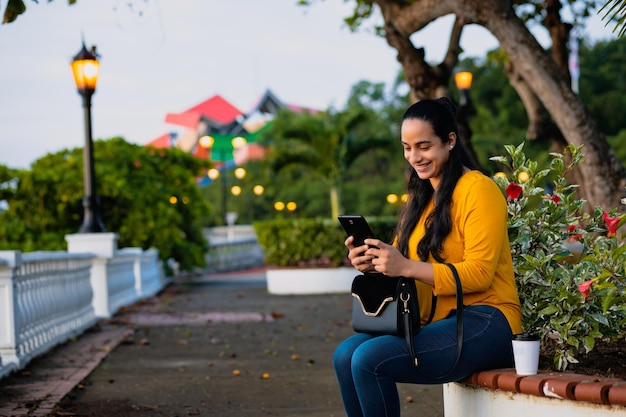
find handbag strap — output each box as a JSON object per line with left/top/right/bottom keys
{"left": 402, "top": 263, "right": 464, "bottom": 378}
{"left": 436, "top": 263, "right": 464, "bottom": 378}
{"left": 401, "top": 287, "right": 419, "bottom": 366}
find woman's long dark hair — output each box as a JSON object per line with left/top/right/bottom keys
{"left": 395, "top": 97, "right": 476, "bottom": 263}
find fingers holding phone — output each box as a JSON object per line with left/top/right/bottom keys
{"left": 340, "top": 216, "right": 378, "bottom": 273}
{"left": 364, "top": 240, "right": 408, "bottom": 277}
{"left": 345, "top": 235, "right": 374, "bottom": 270}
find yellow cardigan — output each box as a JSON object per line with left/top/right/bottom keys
{"left": 407, "top": 170, "right": 522, "bottom": 334}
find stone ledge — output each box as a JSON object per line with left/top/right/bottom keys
{"left": 461, "top": 368, "right": 626, "bottom": 406}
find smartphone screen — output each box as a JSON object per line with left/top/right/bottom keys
{"left": 338, "top": 215, "right": 376, "bottom": 247}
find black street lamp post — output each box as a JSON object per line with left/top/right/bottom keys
{"left": 71, "top": 40, "right": 106, "bottom": 233}
{"left": 200, "top": 135, "right": 247, "bottom": 226}
{"left": 454, "top": 68, "right": 481, "bottom": 169}
{"left": 454, "top": 69, "right": 473, "bottom": 108}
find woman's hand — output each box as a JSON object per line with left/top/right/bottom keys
{"left": 363, "top": 239, "right": 410, "bottom": 277}
{"left": 344, "top": 236, "right": 377, "bottom": 273}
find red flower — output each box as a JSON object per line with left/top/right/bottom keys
{"left": 602, "top": 212, "right": 621, "bottom": 237}
{"left": 505, "top": 182, "right": 523, "bottom": 200}
{"left": 578, "top": 279, "right": 597, "bottom": 299}
{"left": 549, "top": 194, "right": 561, "bottom": 204}
{"left": 567, "top": 224, "right": 583, "bottom": 241}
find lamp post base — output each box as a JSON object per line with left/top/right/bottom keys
{"left": 79, "top": 195, "right": 106, "bottom": 233}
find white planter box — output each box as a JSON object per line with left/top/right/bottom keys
{"left": 266, "top": 267, "right": 356, "bottom": 295}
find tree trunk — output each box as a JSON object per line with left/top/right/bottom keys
{"left": 372, "top": 0, "right": 626, "bottom": 210}
{"left": 480, "top": 0, "right": 626, "bottom": 210}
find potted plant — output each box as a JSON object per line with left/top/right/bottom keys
{"left": 491, "top": 143, "right": 626, "bottom": 372}
{"left": 253, "top": 217, "right": 351, "bottom": 294}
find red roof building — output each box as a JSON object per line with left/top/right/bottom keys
{"left": 164, "top": 94, "right": 244, "bottom": 129}
{"left": 147, "top": 89, "right": 316, "bottom": 165}
{"left": 145, "top": 132, "right": 174, "bottom": 149}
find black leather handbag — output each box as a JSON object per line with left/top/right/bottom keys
{"left": 351, "top": 274, "right": 419, "bottom": 335}
{"left": 351, "top": 263, "right": 464, "bottom": 375}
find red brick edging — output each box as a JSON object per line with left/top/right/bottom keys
{"left": 461, "top": 369, "right": 626, "bottom": 406}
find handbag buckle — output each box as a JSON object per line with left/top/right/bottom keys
{"left": 400, "top": 292, "right": 411, "bottom": 313}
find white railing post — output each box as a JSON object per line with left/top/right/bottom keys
{"left": 66, "top": 233, "right": 119, "bottom": 318}
{"left": 0, "top": 251, "right": 21, "bottom": 372}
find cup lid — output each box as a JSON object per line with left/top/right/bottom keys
{"left": 512, "top": 333, "right": 540, "bottom": 341}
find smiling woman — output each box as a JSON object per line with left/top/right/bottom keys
{"left": 334, "top": 97, "right": 522, "bottom": 417}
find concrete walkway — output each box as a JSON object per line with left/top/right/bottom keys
{"left": 0, "top": 267, "right": 443, "bottom": 417}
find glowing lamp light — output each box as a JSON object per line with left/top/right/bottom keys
{"left": 232, "top": 136, "right": 247, "bottom": 149}
{"left": 71, "top": 43, "right": 100, "bottom": 92}
{"left": 517, "top": 171, "right": 530, "bottom": 183}
{"left": 253, "top": 185, "right": 265, "bottom": 195}
{"left": 199, "top": 135, "right": 215, "bottom": 148}
{"left": 231, "top": 185, "right": 242, "bottom": 196}
{"left": 208, "top": 168, "right": 220, "bottom": 180}
{"left": 454, "top": 70, "right": 473, "bottom": 90}
{"left": 234, "top": 167, "right": 246, "bottom": 179}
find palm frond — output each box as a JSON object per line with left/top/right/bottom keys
{"left": 599, "top": 0, "right": 626, "bottom": 37}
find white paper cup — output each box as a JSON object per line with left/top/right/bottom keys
{"left": 512, "top": 333, "right": 540, "bottom": 376}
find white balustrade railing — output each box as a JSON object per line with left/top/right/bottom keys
{"left": 0, "top": 250, "right": 96, "bottom": 378}
{"left": 203, "top": 226, "right": 265, "bottom": 273}
{"left": 0, "top": 227, "right": 258, "bottom": 380}
{"left": 0, "top": 235, "right": 167, "bottom": 380}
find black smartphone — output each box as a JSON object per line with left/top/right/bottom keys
{"left": 338, "top": 215, "right": 377, "bottom": 247}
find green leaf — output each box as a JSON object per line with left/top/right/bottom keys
{"left": 489, "top": 155, "right": 510, "bottom": 166}
{"left": 590, "top": 312, "right": 610, "bottom": 326}
{"left": 538, "top": 305, "right": 559, "bottom": 316}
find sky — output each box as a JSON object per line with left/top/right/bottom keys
{"left": 0, "top": 0, "right": 618, "bottom": 169}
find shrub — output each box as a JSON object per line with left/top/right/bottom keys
{"left": 491, "top": 143, "right": 626, "bottom": 370}
{"left": 253, "top": 216, "right": 396, "bottom": 268}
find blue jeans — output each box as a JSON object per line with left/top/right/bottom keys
{"left": 333, "top": 305, "right": 514, "bottom": 417}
